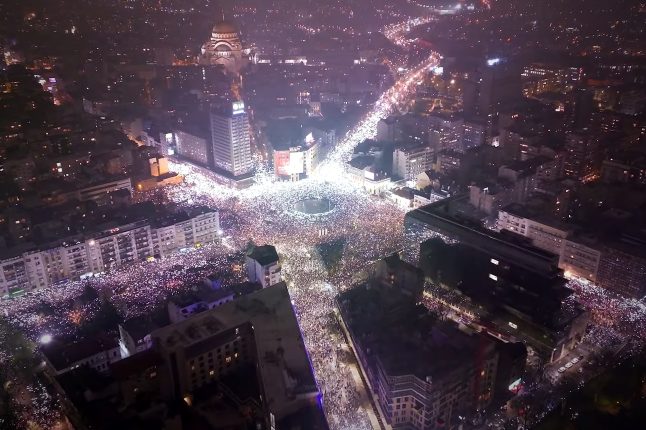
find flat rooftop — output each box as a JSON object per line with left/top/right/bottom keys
{"left": 152, "top": 282, "right": 319, "bottom": 419}
{"left": 407, "top": 196, "right": 560, "bottom": 272}
{"left": 340, "top": 283, "right": 489, "bottom": 381}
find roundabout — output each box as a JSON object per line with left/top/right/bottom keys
{"left": 293, "top": 197, "right": 335, "bottom": 216}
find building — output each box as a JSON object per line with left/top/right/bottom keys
{"left": 472, "top": 59, "right": 521, "bottom": 116}
{"left": 418, "top": 237, "right": 588, "bottom": 362}
{"left": 564, "top": 132, "right": 601, "bottom": 182}
{"left": 347, "top": 155, "right": 392, "bottom": 194}
{"left": 167, "top": 284, "right": 235, "bottom": 323}
{"left": 497, "top": 156, "right": 556, "bottom": 204}
{"left": 371, "top": 252, "right": 424, "bottom": 297}
{"left": 427, "top": 113, "right": 464, "bottom": 153}
{"left": 462, "top": 118, "right": 486, "bottom": 150}
{"left": 393, "top": 143, "right": 434, "bottom": 181}
{"left": 118, "top": 315, "right": 162, "bottom": 358}
{"left": 135, "top": 156, "right": 184, "bottom": 192}
{"left": 339, "top": 282, "right": 500, "bottom": 428}
{"left": 210, "top": 101, "right": 254, "bottom": 185}
{"left": 468, "top": 182, "right": 511, "bottom": 216}
{"left": 497, "top": 204, "right": 601, "bottom": 282}
{"left": 63, "top": 176, "right": 133, "bottom": 205}
{"left": 376, "top": 117, "right": 398, "bottom": 142}
{"left": 42, "top": 333, "right": 121, "bottom": 375}
{"left": 601, "top": 151, "right": 646, "bottom": 185}
{"left": 151, "top": 283, "right": 324, "bottom": 427}
{"left": 273, "top": 131, "right": 320, "bottom": 181}
{"left": 246, "top": 244, "right": 281, "bottom": 288}
{"left": 499, "top": 127, "right": 541, "bottom": 162}
{"left": 596, "top": 233, "right": 646, "bottom": 299}
{"left": 565, "top": 87, "right": 595, "bottom": 130}
{"left": 1, "top": 208, "right": 220, "bottom": 296}
{"left": 405, "top": 196, "right": 561, "bottom": 275}
{"left": 199, "top": 20, "right": 246, "bottom": 74}
{"left": 150, "top": 208, "right": 220, "bottom": 259}
{"left": 175, "top": 129, "right": 211, "bottom": 166}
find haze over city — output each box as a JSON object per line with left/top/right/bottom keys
{"left": 0, "top": 1, "right": 645, "bottom": 429}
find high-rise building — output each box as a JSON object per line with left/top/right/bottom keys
{"left": 376, "top": 117, "right": 398, "bottom": 142}
{"left": 474, "top": 59, "right": 521, "bottom": 116}
{"left": 210, "top": 101, "right": 254, "bottom": 179}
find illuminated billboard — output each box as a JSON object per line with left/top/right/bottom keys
{"left": 274, "top": 150, "right": 291, "bottom": 176}
{"left": 274, "top": 149, "right": 305, "bottom": 177}
{"left": 288, "top": 150, "right": 305, "bottom": 175}
{"left": 232, "top": 101, "right": 245, "bottom": 115}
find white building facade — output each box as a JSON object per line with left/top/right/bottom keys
{"left": 1, "top": 210, "right": 219, "bottom": 297}
{"left": 497, "top": 208, "right": 601, "bottom": 282}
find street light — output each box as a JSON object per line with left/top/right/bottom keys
{"left": 39, "top": 334, "right": 53, "bottom": 345}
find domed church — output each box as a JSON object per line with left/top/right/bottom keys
{"left": 199, "top": 20, "right": 246, "bottom": 74}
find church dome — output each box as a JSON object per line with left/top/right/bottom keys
{"left": 212, "top": 21, "right": 238, "bottom": 35}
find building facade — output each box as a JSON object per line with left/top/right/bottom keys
{"left": 199, "top": 21, "right": 246, "bottom": 74}
{"left": 393, "top": 144, "right": 434, "bottom": 181}
{"left": 210, "top": 101, "right": 254, "bottom": 178}
{"left": 246, "top": 245, "right": 281, "bottom": 288}
{"left": 1, "top": 209, "right": 219, "bottom": 296}
{"left": 175, "top": 129, "right": 211, "bottom": 166}
{"left": 497, "top": 205, "right": 601, "bottom": 282}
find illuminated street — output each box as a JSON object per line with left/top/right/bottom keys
{"left": 0, "top": 0, "right": 646, "bottom": 430}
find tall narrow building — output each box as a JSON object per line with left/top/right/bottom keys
{"left": 210, "top": 101, "right": 254, "bottom": 184}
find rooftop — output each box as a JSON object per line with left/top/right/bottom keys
{"left": 152, "top": 283, "right": 318, "bottom": 419}
{"left": 120, "top": 315, "right": 164, "bottom": 342}
{"left": 246, "top": 244, "right": 279, "bottom": 266}
{"left": 169, "top": 284, "right": 234, "bottom": 308}
{"left": 340, "top": 283, "right": 490, "bottom": 381}
{"left": 42, "top": 333, "right": 118, "bottom": 371}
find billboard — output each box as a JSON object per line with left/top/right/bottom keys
{"left": 288, "top": 150, "right": 305, "bottom": 175}
{"left": 274, "top": 149, "right": 305, "bottom": 176}
{"left": 274, "top": 150, "right": 291, "bottom": 176}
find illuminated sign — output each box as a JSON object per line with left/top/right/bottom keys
{"left": 274, "top": 151, "right": 291, "bottom": 176}
{"left": 288, "top": 150, "right": 305, "bottom": 175}
{"left": 232, "top": 101, "right": 245, "bottom": 115}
